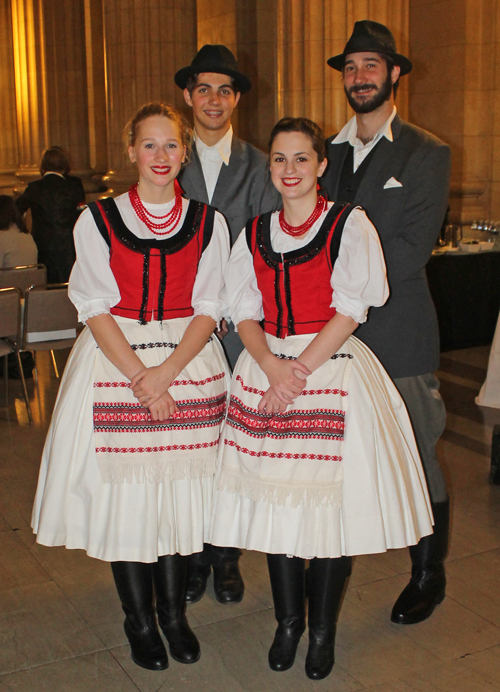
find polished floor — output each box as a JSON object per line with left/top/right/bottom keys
{"left": 1, "top": 346, "right": 500, "bottom": 691}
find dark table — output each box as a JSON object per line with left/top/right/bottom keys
{"left": 426, "top": 249, "right": 500, "bottom": 351}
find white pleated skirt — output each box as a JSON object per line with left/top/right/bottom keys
{"left": 31, "top": 316, "right": 230, "bottom": 562}
{"left": 210, "top": 334, "right": 434, "bottom": 559}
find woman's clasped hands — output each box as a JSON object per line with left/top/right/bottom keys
{"left": 130, "top": 364, "right": 179, "bottom": 421}
{"left": 258, "top": 354, "right": 310, "bottom": 414}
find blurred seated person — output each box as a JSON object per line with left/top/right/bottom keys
{"left": 0, "top": 195, "right": 37, "bottom": 268}
{"left": 16, "top": 146, "right": 86, "bottom": 282}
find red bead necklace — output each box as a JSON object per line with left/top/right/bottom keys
{"left": 128, "top": 181, "right": 183, "bottom": 236}
{"left": 279, "top": 194, "right": 327, "bottom": 237}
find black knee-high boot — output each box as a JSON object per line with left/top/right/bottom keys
{"left": 111, "top": 561, "right": 168, "bottom": 671}
{"left": 305, "top": 556, "right": 351, "bottom": 681}
{"left": 267, "top": 554, "right": 306, "bottom": 672}
{"left": 153, "top": 554, "right": 200, "bottom": 664}
{"left": 391, "top": 498, "right": 449, "bottom": 624}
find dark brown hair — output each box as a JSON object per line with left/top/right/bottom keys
{"left": 123, "top": 102, "right": 192, "bottom": 161}
{"left": 268, "top": 117, "right": 325, "bottom": 162}
{"left": 40, "top": 146, "right": 71, "bottom": 176}
{"left": 0, "top": 195, "right": 28, "bottom": 233}
{"left": 185, "top": 73, "right": 238, "bottom": 97}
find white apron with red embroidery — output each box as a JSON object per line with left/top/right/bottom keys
{"left": 211, "top": 332, "right": 433, "bottom": 559}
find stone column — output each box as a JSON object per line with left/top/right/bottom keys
{"left": 0, "top": 0, "right": 19, "bottom": 193}
{"left": 277, "top": 0, "right": 409, "bottom": 137}
{"left": 10, "top": 0, "right": 96, "bottom": 192}
{"left": 102, "top": 0, "right": 197, "bottom": 195}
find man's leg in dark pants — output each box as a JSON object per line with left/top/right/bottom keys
{"left": 391, "top": 373, "right": 449, "bottom": 624}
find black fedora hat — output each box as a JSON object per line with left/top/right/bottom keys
{"left": 327, "top": 20, "right": 412, "bottom": 76}
{"left": 174, "top": 44, "right": 252, "bottom": 94}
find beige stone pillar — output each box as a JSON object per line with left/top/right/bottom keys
{"left": 11, "top": 0, "right": 96, "bottom": 192}
{"left": 277, "top": 0, "right": 409, "bottom": 137}
{"left": 0, "top": 0, "right": 19, "bottom": 193}
{"left": 102, "top": 0, "right": 197, "bottom": 195}
{"left": 84, "top": 0, "right": 108, "bottom": 190}
{"left": 410, "top": 0, "right": 496, "bottom": 224}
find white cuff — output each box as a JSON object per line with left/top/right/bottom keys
{"left": 76, "top": 299, "right": 113, "bottom": 324}
{"left": 193, "top": 302, "right": 221, "bottom": 325}
{"left": 331, "top": 292, "right": 368, "bottom": 324}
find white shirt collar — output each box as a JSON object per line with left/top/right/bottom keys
{"left": 332, "top": 106, "right": 397, "bottom": 147}
{"left": 43, "top": 171, "right": 65, "bottom": 178}
{"left": 195, "top": 126, "right": 233, "bottom": 166}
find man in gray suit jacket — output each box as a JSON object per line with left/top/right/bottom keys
{"left": 175, "top": 44, "right": 280, "bottom": 606}
{"left": 322, "top": 21, "right": 451, "bottom": 625}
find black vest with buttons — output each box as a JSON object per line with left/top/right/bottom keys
{"left": 336, "top": 142, "right": 381, "bottom": 204}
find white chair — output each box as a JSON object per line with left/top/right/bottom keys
{"left": 0, "top": 287, "right": 32, "bottom": 423}
{"left": 0, "top": 264, "right": 47, "bottom": 293}
{"left": 22, "top": 284, "right": 79, "bottom": 380}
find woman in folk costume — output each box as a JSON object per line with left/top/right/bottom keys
{"left": 31, "top": 103, "right": 230, "bottom": 672}
{"left": 211, "top": 117, "right": 433, "bottom": 681}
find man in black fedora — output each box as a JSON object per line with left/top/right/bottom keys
{"left": 322, "top": 20, "right": 451, "bottom": 625}
{"left": 175, "top": 44, "right": 279, "bottom": 606}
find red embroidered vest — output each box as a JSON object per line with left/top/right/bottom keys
{"left": 246, "top": 203, "right": 354, "bottom": 338}
{"left": 88, "top": 198, "right": 216, "bottom": 323}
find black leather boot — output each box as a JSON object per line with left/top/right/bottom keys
{"left": 305, "top": 556, "right": 351, "bottom": 681}
{"left": 211, "top": 546, "right": 244, "bottom": 604}
{"left": 153, "top": 554, "right": 201, "bottom": 664}
{"left": 391, "top": 498, "right": 449, "bottom": 625}
{"left": 267, "top": 554, "right": 306, "bottom": 672}
{"left": 186, "top": 545, "right": 212, "bottom": 604}
{"left": 111, "top": 561, "right": 169, "bottom": 671}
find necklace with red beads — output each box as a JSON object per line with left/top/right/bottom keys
{"left": 278, "top": 194, "right": 327, "bottom": 237}
{"left": 128, "top": 181, "right": 183, "bottom": 236}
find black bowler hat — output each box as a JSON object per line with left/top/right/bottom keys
{"left": 174, "top": 44, "right": 252, "bottom": 94}
{"left": 327, "top": 20, "right": 412, "bottom": 76}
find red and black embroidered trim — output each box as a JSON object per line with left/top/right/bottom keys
{"left": 224, "top": 439, "right": 342, "bottom": 462}
{"left": 234, "top": 375, "right": 348, "bottom": 398}
{"left": 96, "top": 440, "right": 219, "bottom": 454}
{"left": 94, "top": 371, "right": 225, "bottom": 388}
{"left": 227, "top": 396, "right": 344, "bottom": 440}
{"left": 94, "top": 394, "right": 226, "bottom": 433}
{"left": 275, "top": 353, "right": 353, "bottom": 361}
{"left": 130, "top": 342, "right": 178, "bottom": 351}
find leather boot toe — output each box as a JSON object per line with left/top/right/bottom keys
{"left": 391, "top": 568, "right": 445, "bottom": 625}
{"left": 185, "top": 564, "right": 211, "bottom": 604}
{"left": 159, "top": 615, "right": 201, "bottom": 664}
{"left": 268, "top": 621, "right": 305, "bottom": 672}
{"left": 124, "top": 617, "right": 169, "bottom": 671}
{"left": 212, "top": 554, "right": 244, "bottom": 604}
{"left": 305, "top": 631, "right": 335, "bottom": 681}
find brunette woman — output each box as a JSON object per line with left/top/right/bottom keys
{"left": 211, "top": 117, "right": 433, "bottom": 680}
{"left": 0, "top": 195, "right": 37, "bottom": 267}
{"left": 32, "top": 103, "right": 230, "bottom": 671}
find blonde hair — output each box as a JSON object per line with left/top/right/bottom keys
{"left": 123, "top": 102, "right": 192, "bottom": 161}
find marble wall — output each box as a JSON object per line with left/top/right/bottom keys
{"left": 409, "top": 0, "right": 499, "bottom": 223}
{"left": 0, "top": 0, "right": 498, "bottom": 213}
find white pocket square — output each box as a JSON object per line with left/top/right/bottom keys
{"left": 384, "top": 177, "right": 403, "bottom": 189}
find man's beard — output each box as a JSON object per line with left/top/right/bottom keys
{"left": 345, "top": 73, "right": 393, "bottom": 114}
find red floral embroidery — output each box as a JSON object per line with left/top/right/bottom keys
{"left": 224, "top": 439, "right": 341, "bottom": 461}
{"left": 96, "top": 441, "right": 219, "bottom": 454}
{"left": 94, "top": 372, "right": 226, "bottom": 389}
{"left": 235, "top": 375, "right": 348, "bottom": 397}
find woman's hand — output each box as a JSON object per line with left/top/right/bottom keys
{"left": 216, "top": 319, "right": 229, "bottom": 340}
{"left": 258, "top": 388, "right": 289, "bottom": 414}
{"left": 130, "top": 364, "right": 175, "bottom": 405}
{"left": 260, "top": 354, "right": 311, "bottom": 404}
{"left": 147, "top": 391, "right": 179, "bottom": 421}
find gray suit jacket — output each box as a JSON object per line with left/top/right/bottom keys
{"left": 322, "top": 115, "right": 451, "bottom": 379}
{"left": 178, "top": 136, "right": 280, "bottom": 244}
{"left": 178, "top": 135, "right": 280, "bottom": 366}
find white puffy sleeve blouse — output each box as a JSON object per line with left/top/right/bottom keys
{"left": 225, "top": 203, "right": 389, "bottom": 328}
{"left": 69, "top": 194, "right": 230, "bottom": 325}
